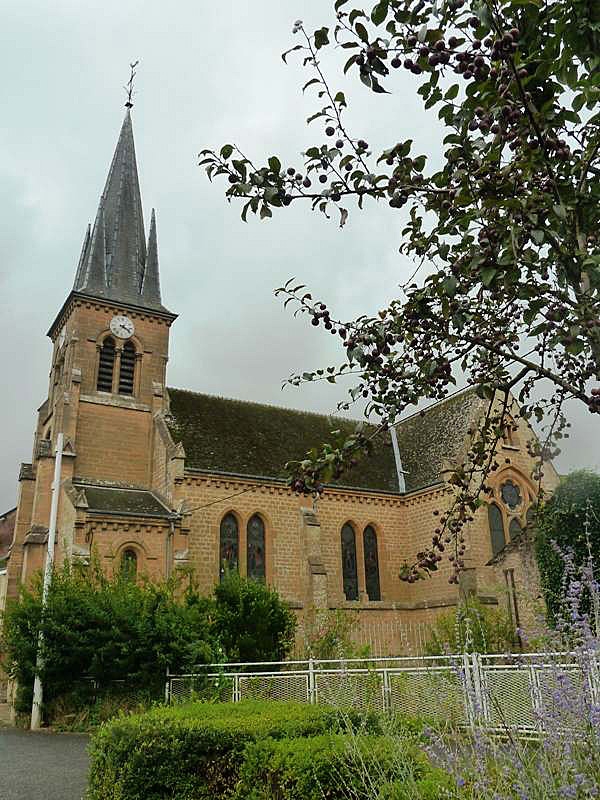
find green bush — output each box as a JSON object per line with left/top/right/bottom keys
{"left": 87, "top": 700, "right": 379, "bottom": 800}
{"left": 535, "top": 469, "right": 600, "bottom": 622}
{"left": 237, "top": 732, "right": 454, "bottom": 800}
{"left": 424, "top": 597, "right": 516, "bottom": 655}
{"left": 0, "top": 562, "right": 216, "bottom": 715}
{"left": 214, "top": 571, "right": 297, "bottom": 664}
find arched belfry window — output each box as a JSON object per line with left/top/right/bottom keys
{"left": 488, "top": 504, "right": 506, "bottom": 557}
{"left": 341, "top": 523, "right": 359, "bottom": 601}
{"left": 363, "top": 525, "right": 381, "bottom": 601}
{"left": 220, "top": 513, "right": 239, "bottom": 580}
{"left": 120, "top": 548, "right": 137, "bottom": 579}
{"left": 247, "top": 514, "right": 266, "bottom": 582}
{"left": 119, "top": 341, "right": 136, "bottom": 395}
{"left": 97, "top": 337, "right": 116, "bottom": 392}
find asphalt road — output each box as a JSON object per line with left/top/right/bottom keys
{"left": 0, "top": 729, "right": 89, "bottom": 800}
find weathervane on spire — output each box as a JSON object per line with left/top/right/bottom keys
{"left": 124, "top": 60, "right": 139, "bottom": 109}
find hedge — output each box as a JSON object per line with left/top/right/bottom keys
{"left": 236, "top": 733, "right": 454, "bottom": 800}
{"left": 87, "top": 700, "right": 381, "bottom": 800}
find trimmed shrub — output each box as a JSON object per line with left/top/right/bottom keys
{"left": 213, "top": 571, "right": 297, "bottom": 664}
{"left": 236, "top": 733, "right": 454, "bottom": 800}
{"left": 87, "top": 700, "right": 379, "bottom": 800}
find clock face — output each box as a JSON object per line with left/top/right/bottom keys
{"left": 110, "top": 315, "right": 135, "bottom": 339}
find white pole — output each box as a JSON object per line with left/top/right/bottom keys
{"left": 31, "top": 433, "right": 64, "bottom": 730}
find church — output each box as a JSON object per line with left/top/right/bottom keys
{"left": 0, "top": 107, "right": 558, "bottom": 656}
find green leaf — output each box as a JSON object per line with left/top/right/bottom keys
{"left": 314, "top": 27, "right": 329, "bottom": 49}
{"left": 371, "top": 0, "right": 388, "bottom": 25}
{"left": 220, "top": 144, "right": 233, "bottom": 160}
{"left": 445, "top": 84, "right": 459, "bottom": 100}
{"left": 260, "top": 204, "right": 273, "bottom": 220}
{"left": 355, "top": 22, "right": 369, "bottom": 42}
{"left": 481, "top": 267, "right": 497, "bottom": 286}
{"left": 268, "top": 156, "right": 281, "bottom": 174}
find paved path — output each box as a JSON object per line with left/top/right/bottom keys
{"left": 0, "top": 728, "right": 89, "bottom": 800}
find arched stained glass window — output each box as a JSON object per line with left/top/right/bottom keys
{"left": 247, "top": 514, "right": 266, "bottom": 582}
{"left": 488, "top": 504, "right": 506, "bottom": 556}
{"left": 363, "top": 525, "right": 381, "bottom": 601}
{"left": 118, "top": 341, "right": 136, "bottom": 395}
{"left": 220, "top": 513, "right": 239, "bottom": 580}
{"left": 509, "top": 518, "right": 522, "bottom": 540}
{"left": 341, "top": 523, "right": 359, "bottom": 601}
{"left": 97, "top": 337, "right": 116, "bottom": 392}
{"left": 120, "top": 548, "right": 137, "bottom": 579}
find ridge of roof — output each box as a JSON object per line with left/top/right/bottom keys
{"left": 166, "top": 386, "right": 369, "bottom": 429}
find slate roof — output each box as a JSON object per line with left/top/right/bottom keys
{"left": 72, "top": 110, "right": 170, "bottom": 315}
{"left": 394, "top": 389, "right": 487, "bottom": 492}
{"left": 75, "top": 484, "right": 172, "bottom": 518}
{"left": 165, "top": 388, "right": 399, "bottom": 493}
{"left": 165, "top": 387, "right": 485, "bottom": 495}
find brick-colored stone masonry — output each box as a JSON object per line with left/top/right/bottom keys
{"left": 2, "top": 280, "right": 558, "bottom": 657}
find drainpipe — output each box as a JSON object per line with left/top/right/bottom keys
{"left": 31, "top": 433, "right": 64, "bottom": 730}
{"left": 390, "top": 426, "right": 406, "bottom": 493}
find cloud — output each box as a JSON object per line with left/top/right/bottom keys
{"left": 0, "top": 1, "right": 596, "bottom": 509}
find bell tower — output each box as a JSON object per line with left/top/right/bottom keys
{"left": 45, "top": 107, "right": 177, "bottom": 485}
{"left": 5, "top": 104, "right": 177, "bottom": 599}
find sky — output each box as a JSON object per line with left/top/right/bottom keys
{"left": 0, "top": 1, "right": 597, "bottom": 510}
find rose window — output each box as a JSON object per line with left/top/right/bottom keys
{"left": 501, "top": 480, "right": 522, "bottom": 510}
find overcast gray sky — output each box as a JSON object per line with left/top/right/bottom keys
{"left": 1, "top": 1, "right": 597, "bottom": 510}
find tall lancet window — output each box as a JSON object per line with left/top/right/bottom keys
{"left": 119, "top": 341, "right": 136, "bottom": 395}
{"left": 247, "top": 514, "right": 266, "bottom": 582}
{"left": 363, "top": 525, "right": 381, "bottom": 601}
{"left": 97, "top": 337, "right": 116, "bottom": 392}
{"left": 341, "top": 523, "right": 359, "bottom": 601}
{"left": 220, "top": 513, "right": 239, "bottom": 581}
{"left": 488, "top": 503, "right": 506, "bottom": 556}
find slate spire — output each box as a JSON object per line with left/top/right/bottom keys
{"left": 73, "top": 109, "right": 166, "bottom": 311}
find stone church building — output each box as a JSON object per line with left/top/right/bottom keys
{"left": 1, "top": 109, "right": 558, "bottom": 655}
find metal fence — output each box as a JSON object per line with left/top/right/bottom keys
{"left": 166, "top": 650, "right": 600, "bottom": 734}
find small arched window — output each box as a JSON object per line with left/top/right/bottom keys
{"left": 363, "top": 525, "right": 381, "bottom": 601}
{"left": 220, "top": 513, "right": 239, "bottom": 581}
{"left": 118, "top": 341, "right": 136, "bottom": 395}
{"left": 488, "top": 504, "right": 506, "bottom": 556}
{"left": 247, "top": 514, "right": 266, "bottom": 582}
{"left": 97, "top": 337, "right": 116, "bottom": 392}
{"left": 120, "top": 548, "right": 137, "bottom": 579}
{"left": 341, "top": 523, "right": 359, "bottom": 601}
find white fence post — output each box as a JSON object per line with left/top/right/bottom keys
{"left": 308, "top": 658, "right": 316, "bottom": 705}
{"left": 164, "top": 666, "right": 170, "bottom": 704}
{"left": 461, "top": 653, "right": 475, "bottom": 728}
{"left": 233, "top": 673, "right": 240, "bottom": 703}
{"left": 382, "top": 668, "right": 391, "bottom": 714}
{"left": 587, "top": 650, "right": 600, "bottom": 707}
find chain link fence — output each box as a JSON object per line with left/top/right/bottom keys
{"left": 166, "top": 650, "right": 600, "bottom": 734}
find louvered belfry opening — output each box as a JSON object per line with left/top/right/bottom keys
{"left": 97, "top": 337, "right": 116, "bottom": 392}
{"left": 119, "top": 341, "right": 136, "bottom": 395}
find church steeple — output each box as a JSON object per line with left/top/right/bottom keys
{"left": 73, "top": 109, "right": 167, "bottom": 312}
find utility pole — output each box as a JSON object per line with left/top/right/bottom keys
{"left": 30, "top": 433, "right": 64, "bottom": 730}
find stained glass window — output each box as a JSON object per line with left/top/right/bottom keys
{"left": 220, "top": 513, "right": 239, "bottom": 580}
{"left": 247, "top": 514, "right": 266, "bottom": 582}
{"left": 341, "top": 523, "right": 359, "bottom": 601}
{"left": 501, "top": 480, "right": 522, "bottom": 510}
{"left": 509, "top": 518, "right": 522, "bottom": 540}
{"left": 488, "top": 504, "right": 506, "bottom": 556}
{"left": 120, "top": 548, "right": 137, "bottom": 579}
{"left": 363, "top": 525, "right": 381, "bottom": 601}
